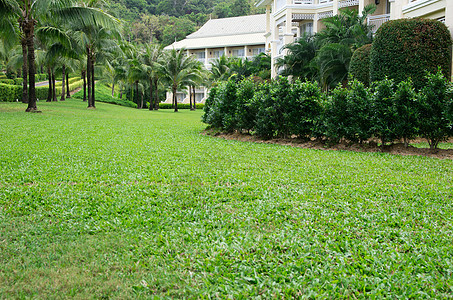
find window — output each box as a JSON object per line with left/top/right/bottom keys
{"left": 214, "top": 50, "right": 224, "bottom": 58}
{"left": 301, "top": 22, "right": 313, "bottom": 35}
{"left": 252, "top": 48, "right": 266, "bottom": 55}
{"left": 232, "top": 49, "right": 245, "bottom": 57}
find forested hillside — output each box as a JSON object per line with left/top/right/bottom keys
{"left": 107, "top": 0, "right": 264, "bottom": 45}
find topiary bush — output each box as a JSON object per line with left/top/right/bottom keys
{"left": 0, "top": 79, "right": 15, "bottom": 85}
{"left": 349, "top": 44, "right": 372, "bottom": 86}
{"left": 0, "top": 83, "right": 22, "bottom": 102}
{"left": 370, "top": 18, "right": 452, "bottom": 90}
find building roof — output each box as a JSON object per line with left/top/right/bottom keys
{"left": 164, "top": 14, "right": 266, "bottom": 50}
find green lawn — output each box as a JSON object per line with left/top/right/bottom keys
{"left": 0, "top": 99, "right": 452, "bottom": 298}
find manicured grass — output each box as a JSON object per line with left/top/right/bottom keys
{"left": 0, "top": 99, "right": 452, "bottom": 298}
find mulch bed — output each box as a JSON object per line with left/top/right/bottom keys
{"left": 203, "top": 129, "right": 453, "bottom": 160}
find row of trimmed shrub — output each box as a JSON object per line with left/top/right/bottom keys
{"left": 203, "top": 70, "right": 453, "bottom": 149}
{"left": 0, "top": 79, "right": 84, "bottom": 102}
{"left": 0, "top": 78, "right": 23, "bottom": 85}
{"left": 159, "top": 103, "right": 205, "bottom": 109}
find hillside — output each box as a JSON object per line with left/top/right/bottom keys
{"left": 107, "top": 0, "right": 264, "bottom": 45}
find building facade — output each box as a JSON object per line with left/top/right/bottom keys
{"left": 255, "top": 0, "right": 453, "bottom": 77}
{"left": 164, "top": 14, "right": 267, "bottom": 103}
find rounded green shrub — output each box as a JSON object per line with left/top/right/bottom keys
{"left": 370, "top": 18, "right": 452, "bottom": 90}
{"left": 349, "top": 44, "right": 372, "bottom": 86}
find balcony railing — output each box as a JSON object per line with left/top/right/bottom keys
{"left": 294, "top": 0, "right": 313, "bottom": 4}
{"left": 368, "top": 14, "right": 390, "bottom": 33}
{"left": 338, "top": 0, "right": 359, "bottom": 8}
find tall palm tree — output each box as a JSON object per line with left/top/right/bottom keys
{"left": 141, "top": 44, "right": 164, "bottom": 110}
{"left": 72, "top": 24, "right": 120, "bottom": 108}
{"left": 160, "top": 48, "right": 201, "bottom": 112}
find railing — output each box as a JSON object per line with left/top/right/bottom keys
{"left": 319, "top": 0, "right": 333, "bottom": 3}
{"left": 338, "top": 0, "right": 359, "bottom": 8}
{"left": 294, "top": 0, "right": 313, "bottom": 4}
{"left": 367, "top": 14, "right": 390, "bottom": 33}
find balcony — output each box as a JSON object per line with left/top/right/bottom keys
{"left": 367, "top": 14, "right": 390, "bottom": 33}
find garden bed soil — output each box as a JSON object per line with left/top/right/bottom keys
{"left": 203, "top": 129, "right": 453, "bottom": 160}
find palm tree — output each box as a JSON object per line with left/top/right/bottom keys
{"left": 141, "top": 44, "right": 164, "bottom": 110}
{"left": 276, "top": 34, "right": 317, "bottom": 80}
{"left": 160, "top": 48, "right": 201, "bottom": 112}
{"left": 0, "top": 0, "right": 118, "bottom": 111}
{"left": 210, "top": 55, "right": 231, "bottom": 83}
{"left": 72, "top": 24, "right": 120, "bottom": 108}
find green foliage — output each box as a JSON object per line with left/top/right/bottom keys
{"left": 369, "top": 77, "right": 397, "bottom": 144}
{"left": 13, "top": 78, "right": 23, "bottom": 85}
{"left": 278, "top": 5, "right": 376, "bottom": 88}
{"left": 235, "top": 78, "right": 257, "bottom": 132}
{"left": 0, "top": 79, "right": 15, "bottom": 85}
{"left": 321, "top": 85, "right": 349, "bottom": 143}
{"left": 0, "top": 83, "right": 21, "bottom": 102}
{"left": 392, "top": 79, "right": 418, "bottom": 145}
{"left": 349, "top": 44, "right": 371, "bottom": 86}
{"left": 72, "top": 83, "right": 137, "bottom": 108}
{"left": 324, "top": 80, "right": 371, "bottom": 143}
{"left": 417, "top": 69, "right": 453, "bottom": 149}
{"left": 159, "top": 103, "right": 204, "bottom": 109}
{"left": 370, "top": 18, "right": 452, "bottom": 90}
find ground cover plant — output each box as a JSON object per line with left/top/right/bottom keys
{"left": 1, "top": 100, "right": 453, "bottom": 298}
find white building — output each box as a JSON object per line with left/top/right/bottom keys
{"left": 255, "top": 0, "right": 453, "bottom": 77}
{"left": 164, "top": 14, "right": 267, "bottom": 103}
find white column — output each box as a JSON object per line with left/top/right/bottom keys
{"left": 359, "top": 0, "right": 365, "bottom": 16}
{"left": 244, "top": 45, "right": 249, "bottom": 59}
{"left": 283, "top": 9, "right": 294, "bottom": 56}
{"left": 205, "top": 48, "right": 209, "bottom": 66}
{"left": 313, "top": 13, "right": 319, "bottom": 33}
{"left": 333, "top": 0, "right": 339, "bottom": 16}
{"left": 224, "top": 47, "right": 228, "bottom": 57}
{"left": 266, "top": 5, "right": 271, "bottom": 33}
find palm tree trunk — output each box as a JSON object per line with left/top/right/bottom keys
{"left": 135, "top": 81, "right": 140, "bottom": 109}
{"left": 155, "top": 81, "right": 159, "bottom": 110}
{"left": 119, "top": 86, "right": 123, "bottom": 99}
{"left": 111, "top": 82, "right": 115, "bottom": 97}
{"left": 47, "top": 68, "right": 52, "bottom": 102}
{"left": 149, "top": 79, "right": 153, "bottom": 110}
{"left": 21, "top": 39, "right": 28, "bottom": 103}
{"left": 24, "top": 20, "right": 37, "bottom": 112}
{"left": 173, "top": 87, "right": 178, "bottom": 112}
{"left": 66, "top": 72, "right": 70, "bottom": 98}
{"left": 82, "top": 70, "right": 87, "bottom": 102}
{"left": 87, "top": 53, "right": 92, "bottom": 107}
{"left": 60, "top": 65, "right": 66, "bottom": 101}
{"left": 91, "top": 58, "right": 95, "bottom": 107}
{"left": 192, "top": 86, "right": 196, "bottom": 110}
{"left": 52, "top": 71, "right": 57, "bottom": 102}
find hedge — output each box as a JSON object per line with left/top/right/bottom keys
{"left": 0, "top": 79, "right": 15, "bottom": 85}
{"left": 0, "top": 83, "right": 22, "bottom": 102}
{"left": 349, "top": 44, "right": 372, "bottom": 86}
{"left": 202, "top": 73, "right": 453, "bottom": 149}
{"left": 159, "top": 103, "right": 204, "bottom": 109}
{"left": 370, "top": 18, "right": 452, "bottom": 90}
{"left": 35, "top": 79, "right": 84, "bottom": 100}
